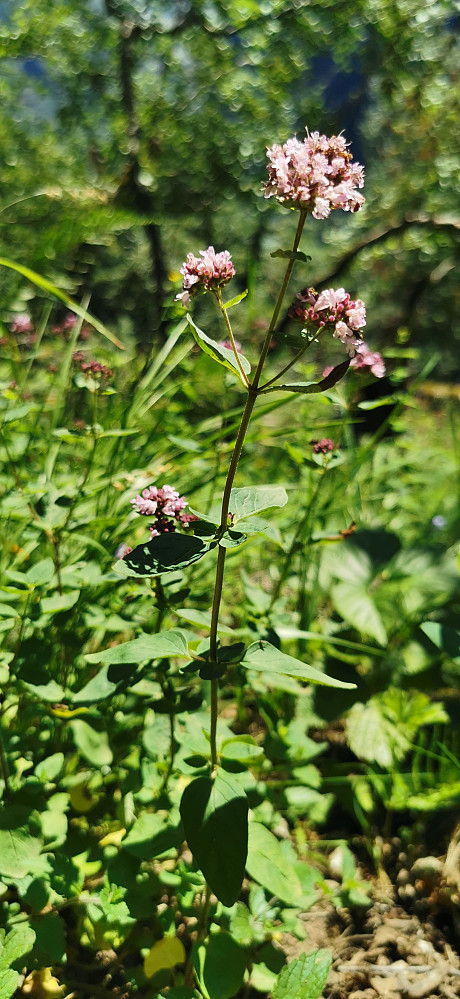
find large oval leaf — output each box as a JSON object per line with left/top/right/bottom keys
{"left": 113, "top": 533, "right": 213, "bottom": 577}
{"left": 180, "top": 771, "right": 248, "bottom": 906}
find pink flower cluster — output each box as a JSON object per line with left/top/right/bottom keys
{"left": 289, "top": 286, "right": 366, "bottom": 352}
{"left": 289, "top": 286, "right": 385, "bottom": 377}
{"left": 264, "top": 130, "right": 364, "bottom": 218}
{"left": 350, "top": 343, "right": 386, "bottom": 378}
{"left": 75, "top": 357, "right": 113, "bottom": 380}
{"left": 311, "top": 438, "right": 335, "bottom": 454}
{"left": 177, "top": 246, "right": 236, "bottom": 308}
{"left": 131, "top": 484, "right": 197, "bottom": 537}
{"left": 10, "top": 313, "right": 34, "bottom": 334}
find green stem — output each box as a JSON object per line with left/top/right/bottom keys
{"left": 215, "top": 288, "right": 249, "bottom": 387}
{"left": 207, "top": 211, "right": 308, "bottom": 768}
{"left": 251, "top": 210, "right": 307, "bottom": 391}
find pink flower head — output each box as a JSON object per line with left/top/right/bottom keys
{"left": 351, "top": 342, "right": 386, "bottom": 378}
{"left": 176, "top": 246, "right": 236, "bottom": 308}
{"left": 311, "top": 438, "right": 335, "bottom": 454}
{"left": 78, "top": 359, "right": 113, "bottom": 381}
{"left": 289, "top": 286, "right": 366, "bottom": 358}
{"left": 264, "top": 129, "right": 365, "bottom": 217}
{"left": 10, "top": 313, "right": 34, "bottom": 334}
{"left": 131, "top": 484, "right": 190, "bottom": 536}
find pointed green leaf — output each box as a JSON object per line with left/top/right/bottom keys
{"left": 85, "top": 629, "right": 188, "bottom": 665}
{"left": 113, "top": 533, "right": 213, "bottom": 577}
{"left": 272, "top": 949, "right": 332, "bottom": 999}
{"left": 420, "top": 621, "right": 460, "bottom": 663}
{"left": 180, "top": 771, "right": 248, "bottom": 906}
{"left": 262, "top": 360, "right": 350, "bottom": 395}
{"left": 187, "top": 314, "right": 251, "bottom": 379}
{"left": 246, "top": 823, "right": 302, "bottom": 904}
{"left": 241, "top": 641, "right": 356, "bottom": 689}
{"left": 331, "top": 582, "right": 387, "bottom": 646}
{"left": 229, "top": 485, "right": 288, "bottom": 523}
{"left": 223, "top": 289, "right": 248, "bottom": 309}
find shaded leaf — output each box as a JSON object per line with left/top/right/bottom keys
{"left": 180, "top": 771, "right": 248, "bottom": 906}
{"left": 270, "top": 249, "right": 311, "bottom": 262}
{"left": 113, "top": 533, "right": 213, "bottom": 577}
{"left": 420, "top": 621, "right": 460, "bottom": 663}
{"left": 70, "top": 720, "right": 113, "bottom": 766}
{"left": 193, "top": 932, "right": 246, "bottom": 999}
{"left": 263, "top": 359, "right": 350, "bottom": 395}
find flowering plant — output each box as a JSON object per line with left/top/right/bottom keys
{"left": 111, "top": 127, "right": 385, "bottom": 943}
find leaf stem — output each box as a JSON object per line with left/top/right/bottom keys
{"left": 215, "top": 288, "right": 250, "bottom": 387}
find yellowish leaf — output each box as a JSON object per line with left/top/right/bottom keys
{"left": 144, "top": 936, "right": 186, "bottom": 979}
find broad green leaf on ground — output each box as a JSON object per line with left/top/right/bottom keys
{"left": 180, "top": 771, "right": 248, "bottom": 906}
{"left": 0, "top": 809, "right": 43, "bottom": 879}
{"left": 113, "top": 533, "right": 213, "bottom": 577}
{"left": 85, "top": 629, "right": 189, "bottom": 665}
{"left": 241, "top": 641, "right": 356, "bottom": 689}
{"left": 0, "top": 970, "right": 18, "bottom": 999}
{"left": 187, "top": 314, "right": 251, "bottom": 379}
{"left": 331, "top": 581, "right": 388, "bottom": 646}
{"left": 272, "top": 949, "right": 332, "bottom": 999}
{"left": 246, "top": 823, "right": 302, "bottom": 905}
{"left": 228, "top": 486, "right": 288, "bottom": 523}
{"left": 0, "top": 924, "right": 36, "bottom": 973}
{"left": 346, "top": 688, "right": 448, "bottom": 767}
{"left": 69, "top": 720, "right": 113, "bottom": 766}
{"left": 420, "top": 621, "right": 460, "bottom": 663}
{"left": 193, "top": 932, "right": 247, "bottom": 999}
